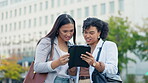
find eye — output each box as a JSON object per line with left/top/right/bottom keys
{"left": 63, "top": 30, "right": 68, "bottom": 33}
{"left": 83, "top": 31, "right": 88, "bottom": 34}
{"left": 89, "top": 32, "right": 95, "bottom": 35}
{"left": 70, "top": 29, "right": 74, "bottom": 32}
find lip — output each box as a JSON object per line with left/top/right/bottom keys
{"left": 85, "top": 38, "right": 91, "bottom": 42}
{"left": 65, "top": 36, "right": 71, "bottom": 40}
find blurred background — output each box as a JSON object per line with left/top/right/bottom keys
{"left": 0, "top": 0, "right": 148, "bottom": 83}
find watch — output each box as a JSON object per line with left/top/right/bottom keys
{"left": 92, "top": 61, "right": 97, "bottom": 67}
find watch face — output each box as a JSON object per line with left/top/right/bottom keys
{"left": 93, "top": 62, "right": 96, "bottom": 67}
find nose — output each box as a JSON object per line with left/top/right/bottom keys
{"left": 84, "top": 34, "right": 90, "bottom": 38}
{"left": 67, "top": 32, "right": 72, "bottom": 36}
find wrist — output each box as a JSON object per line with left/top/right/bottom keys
{"left": 92, "top": 61, "right": 97, "bottom": 67}
{"left": 51, "top": 60, "right": 61, "bottom": 69}
{"left": 56, "top": 59, "right": 61, "bottom": 66}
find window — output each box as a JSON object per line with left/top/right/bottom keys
{"left": 51, "top": 14, "right": 54, "bottom": 24}
{"left": 109, "top": 1, "right": 114, "bottom": 13}
{"left": 51, "top": 0, "right": 54, "bottom": 8}
{"left": 39, "top": 17, "right": 42, "bottom": 26}
{"left": 19, "top": 21, "right": 21, "bottom": 29}
{"left": 23, "top": 20, "right": 26, "bottom": 28}
{"left": 19, "top": 8, "right": 22, "bottom": 16}
{"left": 64, "top": 0, "right": 67, "bottom": 5}
{"left": 45, "top": 1, "right": 48, "bottom": 9}
{"left": 45, "top": 16, "right": 48, "bottom": 25}
{"left": 77, "top": 25, "right": 82, "bottom": 36}
{"left": 77, "top": 8, "right": 82, "bottom": 19}
{"left": 34, "top": 4, "right": 37, "bottom": 12}
{"left": 1, "top": 25, "right": 3, "bottom": 33}
{"left": 70, "top": 0, "right": 74, "bottom": 3}
{"left": 14, "top": 9, "right": 17, "bottom": 17}
{"left": 29, "top": 5, "right": 32, "bottom": 13}
{"left": 34, "top": 18, "right": 37, "bottom": 27}
{"left": 84, "top": 7, "right": 89, "bottom": 17}
{"left": 92, "top": 5, "right": 97, "bottom": 16}
{"left": 1, "top": 13, "right": 4, "bottom": 20}
{"left": 119, "top": 0, "right": 124, "bottom": 11}
{"left": 28, "top": 19, "right": 31, "bottom": 28}
{"left": 70, "top": 10, "right": 74, "bottom": 17}
{"left": 101, "top": 3, "right": 106, "bottom": 15}
{"left": 0, "top": 1, "right": 8, "bottom": 7}
{"left": 5, "top": 24, "right": 7, "bottom": 32}
{"left": 9, "top": 23, "right": 12, "bottom": 31}
{"left": 24, "top": 7, "right": 26, "bottom": 15}
{"left": 57, "top": 0, "right": 61, "bottom": 7}
{"left": 77, "top": 0, "right": 81, "bottom": 2}
{"left": 10, "top": 11, "right": 12, "bottom": 18}
{"left": 40, "top": 2, "right": 43, "bottom": 11}
{"left": 6, "top": 12, "right": 8, "bottom": 19}
{"left": 14, "top": 22, "right": 16, "bottom": 30}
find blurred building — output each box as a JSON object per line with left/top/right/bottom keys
{"left": 1, "top": 0, "right": 147, "bottom": 56}
{"left": 0, "top": 0, "right": 148, "bottom": 82}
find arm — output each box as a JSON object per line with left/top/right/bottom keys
{"left": 102, "top": 41, "right": 118, "bottom": 74}
{"left": 34, "top": 38, "right": 55, "bottom": 73}
{"left": 81, "top": 41, "right": 118, "bottom": 74}
{"left": 34, "top": 38, "right": 70, "bottom": 73}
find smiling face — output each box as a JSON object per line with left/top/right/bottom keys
{"left": 58, "top": 23, "right": 74, "bottom": 42}
{"left": 83, "top": 26, "right": 101, "bottom": 46}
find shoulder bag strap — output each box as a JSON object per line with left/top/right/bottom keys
{"left": 96, "top": 41, "right": 105, "bottom": 61}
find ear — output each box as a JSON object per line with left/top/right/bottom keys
{"left": 98, "top": 31, "right": 101, "bottom": 37}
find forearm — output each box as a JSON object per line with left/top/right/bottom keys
{"left": 34, "top": 61, "right": 55, "bottom": 73}
{"left": 51, "top": 59, "right": 61, "bottom": 69}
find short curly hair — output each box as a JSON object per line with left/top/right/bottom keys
{"left": 82, "top": 17, "right": 109, "bottom": 39}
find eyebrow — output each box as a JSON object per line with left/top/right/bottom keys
{"left": 85, "top": 31, "right": 95, "bottom": 33}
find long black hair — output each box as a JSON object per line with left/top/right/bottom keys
{"left": 82, "top": 17, "right": 109, "bottom": 40}
{"left": 45, "top": 14, "right": 76, "bottom": 44}
{"left": 37, "top": 14, "right": 76, "bottom": 56}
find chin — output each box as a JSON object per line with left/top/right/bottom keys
{"left": 64, "top": 39, "right": 70, "bottom": 42}
{"left": 86, "top": 42, "right": 91, "bottom": 45}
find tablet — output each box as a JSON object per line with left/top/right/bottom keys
{"left": 68, "top": 45, "right": 91, "bottom": 69}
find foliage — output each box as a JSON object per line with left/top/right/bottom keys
{"left": 127, "top": 74, "right": 136, "bottom": 83}
{"left": 107, "top": 16, "right": 136, "bottom": 72}
{"left": 143, "top": 75, "right": 148, "bottom": 83}
{"left": 131, "top": 18, "right": 148, "bottom": 61}
{"left": 107, "top": 16, "right": 148, "bottom": 73}
{"left": 0, "top": 59, "right": 25, "bottom": 80}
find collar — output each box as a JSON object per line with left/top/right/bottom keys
{"left": 96, "top": 38, "right": 104, "bottom": 49}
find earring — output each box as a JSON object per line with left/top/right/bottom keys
{"left": 98, "top": 36, "right": 100, "bottom": 39}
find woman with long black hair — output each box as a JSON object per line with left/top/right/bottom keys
{"left": 34, "top": 14, "right": 76, "bottom": 83}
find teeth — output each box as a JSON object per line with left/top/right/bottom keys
{"left": 86, "top": 39, "right": 91, "bottom": 41}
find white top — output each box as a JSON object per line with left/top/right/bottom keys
{"left": 57, "top": 49, "right": 70, "bottom": 78}
{"left": 89, "top": 39, "right": 118, "bottom": 83}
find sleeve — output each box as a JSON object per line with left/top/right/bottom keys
{"left": 103, "top": 41, "right": 118, "bottom": 74}
{"left": 34, "top": 38, "right": 55, "bottom": 73}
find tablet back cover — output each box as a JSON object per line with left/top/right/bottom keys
{"left": 68, "top": 45, "right": 91, "bottom": 69}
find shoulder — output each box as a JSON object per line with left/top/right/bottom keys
{"left": 36, "top": 37, "right": 52, "bottom": 50}
{"left": 39, "top": 37, "right": 51, "bottom": 44}
{"left": 104, "top": 41, "right": 117, "bottom": 47}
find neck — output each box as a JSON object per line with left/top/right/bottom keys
{"left": 57, "top": 36, "right": 66, "bottom": 44}
{"left": 57, "top": 36, "right": 68, "bottom": 52}
{"left": 90, "top": 40, "right": 99, "bottom": 53}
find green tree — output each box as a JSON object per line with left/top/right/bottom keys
{"left": 131, "top": 18, "right": 148, "bottom": 61}
{"left": 107, "top": 16, "right": 136, "bottom": 72}
{"left": 0, "top": 58, "right": 25, "bottom": 80}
